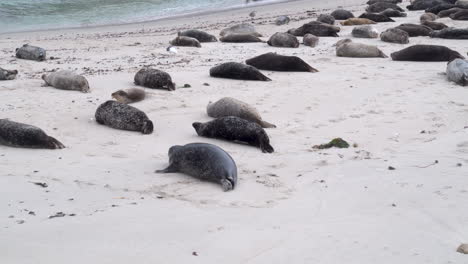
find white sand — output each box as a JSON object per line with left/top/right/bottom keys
{"left": 1, "top": 0, "right": 468, "bottom": 263}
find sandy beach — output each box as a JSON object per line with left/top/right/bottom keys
{"left": 1, "top": 0, "right": 468, "bottom": 263}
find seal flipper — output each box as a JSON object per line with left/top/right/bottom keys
{"left": 259, "top": 120, "right": 276, "bottom": 128}
{"left": 220, "top": 178, "right": 234, "bottom": 191}
{"left": 47, "top": 136, "right": 65, "bottom": 149}
{"left": 155, "top": 163, "right": 178, "bottom": 173}
{"left": 260, "top": 142, "right": 274, "bottom": 153}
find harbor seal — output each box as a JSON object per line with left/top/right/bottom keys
{"left": 367, "top": 0, "right": 402, "bottom": 4}
{"left": 220, "top": 23, "right": 262, "bottom": 37}
{"left": 358, "top": 13, "right": 395, "bottom": 22}
{"left": 42, "top": 70, "right": 90, "bottom": 93}
{"left": 446, "top": 58, "right": 468, "bottom": 85}
{"left": 220, "top": 33, "right": 263, "bottom": 42}
{"left": 111, "top": 88, "right": 146, "bottom": 104}
{"left": 275, "top": 15, "right": 290, "bottom": 25}
{"left": 288, "top": 21, "right": 340, "bottom": 37}
{"left": 335, "top": 39, "right": 387, "bottom": 58}
{"left": 209, "top": 62, "right": 271, "bottom": 81}
{"left": 380, "top": 28, "right": 410, "bottom": 43}
{"left": 380, "top": 8, "right": 407, "bottom": 17}
{"left": 330, "top": 9, "right": 355, "bottom": 20}
{"left": 395, "top": 23, "right": 432, "bottom": 36}
{"left": 134, "top": 68, "right": 175, "bottom": 90}
{"left": 426, "top": 3, "right": 457, "bottom": 14}
{"left": 156, "top": 143, "right": 238, "bottom": 191}
{"left": 430, "top": 27, "right": 468, "bottom": 39}
{"left": 267, "top": 32, "right": 299, "bottom": 48}
{"left": 245, "top": 52, "right": 318, "bottom": 72}
{"left": 303, "top": 34, "right": 319, "bottom": 47}
{"left": 192, "top": 116, "right": 274, "bottom": 153}
{"left": 407, "top": 0, "right": 447, "bottom": 10}
{"left": 169, "top": 36, "right": 201, "bottom": 47}
{"left": 422, "top": 20, "right": 448, "bottom": 30}
{"left": 95, "top": 100, "right": 154, "bottom": 134}
{"left": 450, "top": 9, "right": 468, "bottom": 19}
{"left": 15, "top": 44, "right": 46, "bottom": 61}
{"left": 177, "top": 29, "right": 217, "bottom": 42}
{"left": 367, "top": 2, "right": 404, "bottom": 12}
{"left": 207, "top": 97, "right": 276, "bottom": 128}
{"left": 0, "top": 68, "right": 18, "bottom": 80}
{"left": 420, "top": 12, "right": 438, "bottom": 22}
{"left": 0, "top": 119, "right": 64, "bottom": 149}
{"left": 352, "top": 25, "right": 379, "bottom": 38}
{"left": 340, "top": 18, "right": 376, "bottom": 26}
{"left": 391, "top": 45, "right": 464, "bottom": 61}
{"left": 438, "top": 7, "right": 464, "bottom": 17}
{"left": 317, "top": 14, "right": 335, "bottom": 25}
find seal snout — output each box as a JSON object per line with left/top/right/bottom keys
{"left": 192, "top": 122, "right": 202, "bottom": 134}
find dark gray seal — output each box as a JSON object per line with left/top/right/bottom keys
{"left": 275, "top": 15, "right": 290, "bottom": 25}
{"left": 395, "top": 23, "right": 432, "bottom": 36}
{"left": 15, "top": 44, "right": 46, "bottom": 61}
{"left": 177, "top": 30, "right": 217, "bottom": 42}
{"left": 317, "top": 14, "right": 335, "bottom": 25}
{"left": 220, "top": 33, "right": 263, "bottom": 42}
{"left": 134, "top": 68, "right": 175, "bottom": 90}
{"left": 0, "top": 68, "right": 18, "bottom": 80}
{"left": 407, "top": 0, "right": 446, "bottom": 10}
{"left": 422, "top": 20, "right": 448, "bottom": 30}
{"left": 379, "top": 8, "right": 407, "bottom": 17}
{"left": 95, "top": 100, "right": 154, "bottom": 134}
{"left": 207, "top": 97, "right": 276, "bottom": 128}
{"left": 192, "top": 116, "right": 274, "bottom": 153}
{"left": 209, "top": 62, "right": 271, "bottom": 81}
{"left": 352, "top": 25, "right": 379, "bottom": 38}
{"left": 220, "top": 23, "right": 262, "bottom": 37}
{"left": 438, "top": 7, "right": 464, "bottom": 17}
{"left": 335, "top": 39, "right": 387, "bottom": 58}
{"left": 169, "top": 36, "right": 201, "bottom": 47}
{"left": 245, "top": 52, "right": 318, "bottom": 72}
{"left": 430, "top": 27, "right": 468, "bottom": 39}
{"left": 330, "top": 9, "right": 355, "bottom": 20}
{"left": 367, "top": 2, "right": 404, "bottom": 12}
{"left": 303, "top": 34, "right": 319, "bottom": 47}
{"left": 391, "top": 45, "right": 465, "bottom": 61}
{"left": 156, "top": 143, "right": 238, "bottom": 191}
{"left": 288, "top": 21, "right": 340, "bottom": 37}
{"left": 267, "top": 32, "right": 299, "bottom": 48}
{"left": 42, "top": 70, "right": 90, "bottom": 93}
{"left": 450, "top": 9, "right": 468, "bottom": 19}
{"left": 358, "top": 13, "right": 395, "bottom": 22}
{"left": 367, "top": 0, "right": 402, "bottom": 4}
{"left": 426, "top": 3, "right": 457, "bottom": 14}
{"left": 0, "top": 119, "right": 65, "bottom": 149}
{"left": 380, "top": 28, "right": 410, "bottom": 43}
{"left": 112, "top": 88, "right": 146, "bottom": 104}
{"left": 446, "top": 58, "right": 468, "bottom": 85}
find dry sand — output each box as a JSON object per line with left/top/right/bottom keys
{"left": 1, "top": 0, "right": 468, "bottom": 263}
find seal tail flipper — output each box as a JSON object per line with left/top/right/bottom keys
{"left": 260, "top": 120, "right": 276, "bottom": 128}
{"left": 261, "top": 143, "right": 274, "bottom": 153}
{"left": 155, "top": 163, "right": 178, "bottom": 173}
{"left": 48, "top": 136, "right": 65, "bottom": 149}
{"left": 220, "top": 178, "right": 234, "bottom": 191}
{"left": 308, "top": 66, "right": 319, "bottom": 73}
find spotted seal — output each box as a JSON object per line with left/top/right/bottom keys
{"left": 95, "top": 100, "right": 154, "bottom": 134}
{"left": 134, "top": 68, "right": 175, "bottom": 90}
{"left": 267, "top": 32, "right": 299, "bottom": 48}
{"left": 42, "top": 70, "right": 90, "bottom": 93}
{"left": 0, "top": 119, "right": 64, "bottom": 149}
{"left": 246, "top": 52, "right": 318, "bottom": 72}
{"left": 303, "top": 34, "right": 319, "bottom": 47}
{"left": 446, "top": 58, "right": 468, "bottom": 85}
{"left": 367, "top": 2, "right": 404, "bottom": 12}
{"left": 0, "top": 68, "right": 18, "bottom": 80}
{"left": 177, "top": 30, "right": 217, "bottom": 42}
{"left": 15, "top": 44, "right": 46, "bottom": 61}
{"left": 220, "top": 23, "right": 262, "bottom": 37}
{"left": 352, "top": 25, "right": 380, "bottom": 38}
{"left": 330, "top": 9, "right": 355, "bottom": 20}
{"left": 430, "top": 27, "right": 468, "bottom": 39}
{"left": 395, "top": 23, "right": 433, "bottom": 36}
{"left": 288, "top": 21, "right": 340, "bottom": 37}
{"left": 380, "top": 28, "right": 410, "bottom": 44}
{"left": 391, "top": 45, "right": 464, "bottom": 61}
{"left": 335, "top": 39, "right": 387, "bottom": 58}
{"left": 209, "top": 62, "right": 271, "bottom": 81}
{"left": 340, "top": 18, "right": 377, "bottom": 25}
{"left": 317, "top": 14, "right": 335, "bottom": 25}
{"left": 358, "top": 13, "right": 395, "bottom": 22}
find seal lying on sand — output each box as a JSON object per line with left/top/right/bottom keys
{"left": 426, "top": 3, "right": 456, "bottom": 14}
{"left": 422, "top": 20, "right": 448, "bottom": 30}
{"left": 220, "top": 33, "right": 263, "bottom": 42}
{"left": 395, "top": 23, "right": 433, "bottom": 36}
{"left": 335, "top": 39, "right": 387, "bottom": 58}
{"left": 446, "top": 59, "right": 468, "bottom": 85}
{"left": 367, "top": 0, "right": 402, "bottom": 4}
{"left": 209, "top": 62, "right": 271, "bottom": 81}
{"left": 380, "top": 8, "right": 407, "bottom": 17}
{"left": 267, "top": 32, "right": 299, "bottom": 48}
{"left": 192, "top": 116, "right": 274, "bottom": 153}
{"left": 367, "top": 2, "right": 404, "bottom": 12}
{"left": 317, "top": 14, "right": 336, "bottom": 25}
{"left": 177, "top": 30, "right": 217, "bottom": 42}
{"left": 391, "top": 45, "right": 464, "bottom": 61}
{"left": 95, "top": 100, "right": 154, "bottom": 134}
{"left": 0, "top": 68, "right": 18, "bottom": 80}
{"left": 352, "top": 25, "right": 379, "bottom": 38}
{"left": 134, "top": 68, "right": 175, "bottom": 90}
{"left": 303, "top": 34, "right": 319, "bottom": 47}
{"left": 169, "top": 36, "right": 201, "bottom": 47}
{"left": 288, "top": 21, "right": 340, "bottom": 37}
{"left": 340, "top": 18, "right": 377, "bottom": 25}
{"left": 275, "top": 15, "right": 290, "bottom": 25}
{"left": 380, "top": 28, "right": 410, "bottom": 43}
{"left": 246, "top": 52, "right": 318, "bottom": 72}
{"left": 330, "top": 9, "right": 355, "bottom": 20}
{"left": 407, "top": 0, "right": 447, "bottom": 10}
{"left": 438, "top": 7, "right": 464, "bottom": 17}
{"left": 15, "top": 44, "right": 46, "bottom": 61}
{"left": 450, "top": 9, "right": 468, "bottom": 19}
{"left": 207, "top": 97, "right": 276, "bottom": 128}
{"left": 156, "top": 143, "right": 238, "bottom": 191}
{"left": 42, "top": 70, "right": 90, "bottom": 93}
{"left": 420, "top": 12, "right": 438, "bottom": 22}
{"left": 358, "top": 13, "right": 395, "bottom": 22}
{"left": 220, "top": 23, "right": 262, "bottom": 37}
{"left": 430, "top": 27, "right": 468, "bottom": 38}
{"left": 0, "top": 119, "right": 64, "bottom": 149}
{"left": 112, "top": 88, "right": 146, "bottom": 104}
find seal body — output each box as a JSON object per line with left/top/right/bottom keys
{"left": 111, "top": 88, "right": 146, "bottom": 104}
{"left": 275, "top": 15, "right": 290, "bottom": 25}
{"left": 220, "top": 33, "right": 263, "bottom": 42}
{"left": 450, "top": 9, "right": 468, "bottom": 19}
{"left": 352, "top": 25, "right": 379, "bottom": 38}
{"left": 0, "top": 68, "right": 18, "bottom": 80}
{"left": 95, "top": 100, "right": 153, "bottom": 134}
{"left": 422, "top": 20, "right": 448, "bottom": 30}
{"left": 267, "top": 32, "right": 299, "bottom": 48}
{"left": 288, "top": 21, "right": 340, "bottom": 37}
{"left": 169, "top": 36, "right": 201, "bottom": 47}
{"left": 192, "top": 116, "right": 274, "bottom": 153}
{"left": 246, "top": 52, "right": 318, "bottom": 72}
{"left": 380, "top": 28, "right": 410, "bottom": 43}
{"left": 367, "top": 2, "right": 404, "bottom": 12}
{"left": 134, "top": 68, "right": 175, "bottom": 90}
{"left": 358, "top": 13, "right": 395, "bottom": 22}
{"left": 395, "top": 23, "right": 433, "bottom": 36}
{"left": 207, "top": 97, "right": 276, "bottom": 128}
{"left": 209, "top": 62, "right": 271, "bottom": 81}
{"left": 391, "top": 45, "right": 465, "bottom": 61}
{"left": 336, "top": 39, "right": 387, "bottom": 58}
{"left": 317, "top": 14, "right": 335, "bottom": 25}
{"left": 177, "top": 30, "right": 217, "bottom": 42}
{"left": 420, "top": 12, "right": 438, "bottom": 22}
{"left": 42, "top": 70, "right": 90, "bottom": 93}
{"left": 303, "top": 34, "right": 319, "bottom": 47}
{"left": 408, "top": 0, "right": 446, "bottom": 10}
{"left": 446, "top": 59, "right": 468, "bottom": 86}
{"left": 425, "top": 3, "right": 456, "bottom": 13}
{"left": 156, "top": 143, "right": 238, "bottom": 191}
{"left": 330, "top": 9, "right": 355, "bottom": 20}
{"left": 15, "top": 44, "right": 46, "bottom": 61}
{"left": 438, "top": 7, "right": 464, "bottom": 17}
{"left": 380, "top": 8, "right": 407, "bottom": 17}
{"left": 220, "top": 24, "right": 262, "bottom": 37}
{"left": 430, "top": 27, "right": 468, "bottom": 39}
{"left": 0, "top": 119, "right": 64, "bottom": 149}
{"left": 367, "top": 0, "right": 402, "bottom": 4}
{"left": 340, "top": 18, "right": 377, "bottom": 25}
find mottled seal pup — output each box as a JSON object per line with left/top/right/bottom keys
{"left": 422, "top": 20, "right": 448, "bottom": 30}
{"left": 156, "top": 143, "right": 238, "bottom": 191}
{"left": 317, "top": 14, "right": 335, "bottom": 25}
{"left": 380, "top": 8, "right": 407, "bottom": 17}
{"left": 367, "top": 2, "right": 404, "bottom": 12}
{"left": 267, "top": 32, "right": 299, "bottom": 48}
{"left": 420, "top": 12, "right": 438, "bottom": 22}
{"left": 134, "top": 68, "right": 175, "bottom": 90}
{"left": 169, "top": 36, "right": 201, "bottom": 47}
{"left": 220, "top": 23, "right": 262, "bottom": 37}
{"left": 330, "top": 9, "right": 355, "bottom": 20}
{"left": 0, "top": 68, "right": 18, "bottom": 80}
{"left": 335, "top": 39, "right": 387, "bottom": 58}
{"left": 380, "top": 28, "right": 410, "bottom": 44}
{"left": 430, "top": 27, "right": 468, "bottom": 39}
{"left": 207, "top": 97, "right": 276, "bottom": 128}
{"left": 358, "top": 13, "right": 395, "bottom": 22}
{"left": 111, "top": 88, "right": 146, "bottom": 104}
{"left": 352, "top": 25, "right": 380, "bottom": 38}
{"left": 245, "top": 52, "right": 318, "bottom": 72}
{"left": 446, "top": 59, "right": 468, "bottom": 85}
{"left": 0, "top": 119, "right": 64, "bottom": 149}
{"left": 15, "top": 44, "right": 46, "bottom": 61}
{"left": 275, "top": 15, "right": 290, "bottom": 25}
{"left": 42, "top": 70, "right": 90, "bottom": 93}
{"left": 395, "top": 23, "right": 432, "bottom": 36}
{"left": 209, "top": 62, "right": 271, "bottom": 81}
{"left": 340, "top": 18, "right": 377, "bottom": 25}
{"left": 391, "top": 45, "right": 464, "bottom": 61}
{"left": 192, "top": 116, "right": 274, "bottom": 153}
{"left": 177, "top": 30, "right": 217, "bottom": 42}
{"left": 450, "top": 9, "right": 468, "bottom": 19}
{"left": 220, "top": 33, "right": 263, "bottom": 43}
{"left": 303, "top": 34, "right": 319, "bottom": 47}
{"left": 288, "top": 21, "right": 340, "bottom": 37}
{"left": 95, "top": 100, "right": 154, "bottom": 134}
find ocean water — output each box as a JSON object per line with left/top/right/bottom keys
{"left": 0, "top": 0, "right": 287, "bottom": 34}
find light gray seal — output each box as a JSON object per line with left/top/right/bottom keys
{"left": 275, "top": 15, "right": 290, "bottom": 25}
{"left": 220, "top": 23, "right": 262, "bottom": 37}
{"left": 430, "top": 27, "right": 468, "bottom": 39}
{"left": 209, "top": 62, "right": 271, "bottom": 81}
{"left": 317, "top": 14, "right": 335, "bottom": 25}
{"left": 391, "top": 45, "right": 465, "bottom": 61}
{"left": 42, "top": 70, "right": 90, "bottom": 93}
{"left": 335, "top": 39, "right": 387, "bottom": 58}
{"left": 0, "top": 68, "right": 18, "bottom": 80}
{"left": 134, "top": 68, "right": 175, "bottom": 90}
{"left": 267, "top": 32, "right": 299, "bottom": 48}
{"left": 367, "top": 0, "right": 402, "bottom": 4}
{"left": 446, "top": 58, "right": 468, "bottom": 85}
{"left": 220, "top": 33, "right": 263, "bottom": 42}
{"left": 169, "top": 36, "right": 201, "bottom": 47}
{"left": 112, "top": 88, "right": 146, "bottom": 104}
{"left": 330, "top": 9, "right": 355, "bottom": 20}
{"left": 246, "top": 52, "right": 318, "bottom": 72}
{"left": 303, "top": 34, "right": 319, "bottom": 47}
{"left": 380, "top": 28, "right": 410, "bottom": 44}
{"left": 177, "top": 29, "right": 217, "bottom": 42}
{"left": 0, "top": 119, "right": 65, "bottom": 149}
{"left": 15, "top": 44, "right": 46, "bottom": 61}
{"left": 95, "top": 100, "right": 154, "bottom": 134}
{"left": 420, "top": 12, "right": 438, "bottom": 22}
{"left": 192, "top": 116, "right": 274, "bottom": 153}
{"left": 156, "top": 143, "right": 238, "bottom": 191}
{"left": 207, "top": 97, "right": 276, "bottom": 128}
{"left": 352, "top": 25, "right": 379, "bottom": 38}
